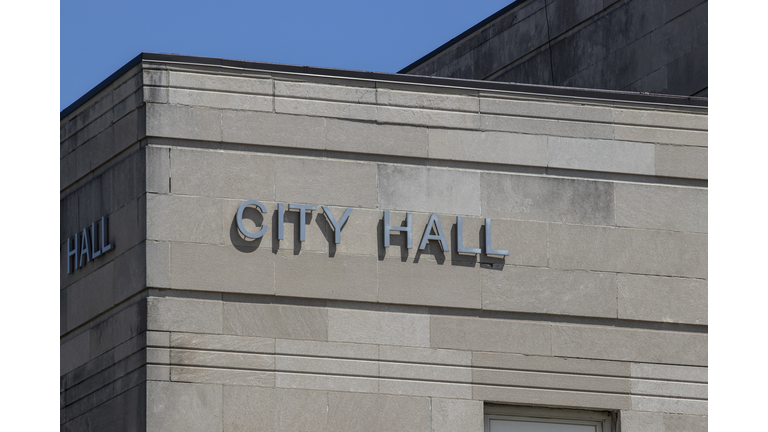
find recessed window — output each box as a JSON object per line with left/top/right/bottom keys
{"left": 484, "top": 404, "right": 613, "bottom": 432}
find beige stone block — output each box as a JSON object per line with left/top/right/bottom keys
{"left": 147, "top": 347, "right": 170, "bottom": 364}
{"left": 276, "top": 355, "right": 377, "bottom": 376}
{"left": 275, "top": 156, "right": 378, "bottom": 208}
{"left": 276, "top": 339, "right": 378, "bottom": 360}
{"left": 146, "top": 381, "right": 222, "bottom": 432}
{"left": 481, "top": 114, "right": 614, "bottom": 140}
{"left": 378, "top": 88, "right": 478, "bottom": 112}
{"left": 146, "top": 241, "right": 170, "bottom": 288}
{"left": 379, "top": 345, "right": 471, "bottom": 366}
{"left": 276, "top": 372, "right": 378, "bottom": 393}
{"left": 170, "top": 148, "right": 275, "bottom": 199}
{"left": 379, "top": 378, "right": 472, "bottom": 398}
{"left": 222, "top": 386, "right": 327, "bottom": 432}
{"left": 482, "top": 267, "right": 617, "bottom": 318}
{"left": 431, "top": 398, "right": 484, "bottom": 432}
{"left": 276, "top": 97, "right": 376, "bottom": 121}
{"left": 326, "top": 119, "right": 429, "bottom": 157}
{"left": 473, "top": 368, "right": 629, "bottom": 393}
{"left": 275, "top": 252, "right": 377, "bottom": 302}
{"left": 430, "top": 316, "right": 551, "bottom": 355}
{"left": 147, "top": 331, "right": 170, "bottom": 347}
{"left": 378, "top": 165, "right": 481, "bottom": 215}
{"left": 66, "top": 262, "right": 114, "bottom": 331}
{"left": 169, "top": 88, "right": 272, "bottom": 112}
{"left": 631, "top": 363, "right": 707, "bottom": 383}
{"left": 223, "top": 302, "right": 327, "bottom": 341}
{"left": 615, "top": 125, "right": 707, "bottom": 147}
{"left": 631, "top": 379, "right": 707, "bottom": 399}
{"left": 378, "top": 105, "right": 480, "bottom": 129}
{"left": 620, "top": 410, "right": 708, "bottom": 432}
{"left": 379, "top": 362, "right": 471, "bottom": 383}
{"left": 551, "top": 324, "right": 707, "bottom": 366}
{"left": 275, "top": 80, "right": 375, "bottom": 103}
{"left": 222, "top": 110, "right": 325, "bottom": 149}
{"left": 146, "top": 103, "right": 222, "bottom": 142}
{"left": 472, "top": 352, "right": 631, "bottom": 377}
{"left": 615, "top": 183, "right": 707, "bottom": 233}
{"left": 480, "top": 97, "right": 614, "bottom": 123}
{"left": 327, "top": 392, "right": 431, "bottom": 432}
{"left": 548, "top": 223, "right": 707, "bottom": 278}
{"left": 631, "top": 396, "right": 707, "bottom": 415}
{"left": 170, "top": 242, "right": 275, "bottom": 295}
{"left": 548, "top": 137, "right": 655, "bottom": 175}
{"left": 465, "top": 217, "right": 548, "bottom": 266}
{"left": 472, "top": 385, "right": 631, "bottom": 410}
{"left": 170, "top": 366, "right": 274, "bottom": 387}
{"left": 618, "top": 274, "right": 707, "bottom": 325}
{"left": 614, "top": 108, "right": 707, "bottom": 131}
{"left": 144, "top": 86, "right": 168, "bottom": 103}
{"left": 321, "top": 206, "right": 380, "bottom": 256}
{"left": 655, "top": 144, "right": 708, "bottom": 180}
{"left": 480, "top": 172, "right": 614, "bottom": 225}
{"left": 146, "top": 146, "right": 170, "bottom": 194}
{"left": 170, "top": 72, "right": 272, "bottom": 94}
{"left": 147, "top": 365, "right": 171, "bottom": 381}
{"left": 171, "top": 348, "right": 274, "bottom": 370}
{"left": 377, "top": 258, "right": 481, "bottom": 309}
{"left": 328, "top": 307, "right": 430, "bottom": 347}
{"left": 428, "top": 129, "right": 548, "bottom": 167}
{"left": 147, "top": 297, "right": 222, "bottom": 334}
{"left": 171, "top": 333, "right": 274, "bottom": 354}
{"left": 143, "top": 68, "right": 169, "bottom": 87}
{"left": 147, "top": 194, "right": 223, "bottom": 243}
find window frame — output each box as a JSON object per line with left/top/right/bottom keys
{"left": 484, "top": 404, "right": 614, "bottom": 432}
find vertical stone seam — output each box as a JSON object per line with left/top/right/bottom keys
{"left": 430, "top": 397, "right": 433, "bottom": 432}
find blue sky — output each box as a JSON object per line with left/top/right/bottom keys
{"left": 61, "top": 0, "right": 514, "bottom": 110}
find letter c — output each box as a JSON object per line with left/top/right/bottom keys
{"left": 236, "top": 200, "right": 268, "bottom": 239}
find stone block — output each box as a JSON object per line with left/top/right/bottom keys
{"left": 482, "top": 267, "right": 618, "bottom": 318}
{"left": 146, "top": 381, "right": 222, "bottom": 432}
{"left": 170, "top": 88, "right": 272, "bottom": 112}
{"left": 326, "top": 119, "right": 429, "bottom": 158}
{"left": 618, "top": 274, "right": 707, "bottom": 325}
{"left": 479, "top": 97, "right": 613, "bottom": 123}
{"left": 170, "top": 71, "right": 272, "bottom": 95}
{"left": 320, "top": 206, "right": 380, "bottom": 256}
{"left": 145, "top": 103, "right": 222, "bottom": 142}
{"left": 480, "top": 172, "right": 614, "bottom": 225}
{"left": 472, "top": 385, "right": 631, "bottom": 410}
{"left": 170, "top": 147, "right": 275, "bottom": 199}
{"left": 103, "top": 149, "right": 145, "bottom": 214}
{"left": 147, "top": 331, "right": 170, "bottom": 347}
{"left": 223, "top": 302, "right": 327, "bottom": 341}
{"left": 431, "top": 398, "right": 484, "bottom": 432}
{"left": 171, "top": 366, "right": 274, "bottom": 387}
{"left": 147, "top": 296, "right": 222, "bottom": 334}
{"left": 169, "top": 242, "right": 275, "bottom": 295}
{"left": 379, "top": 362, "right": 472, "bottom": 383}
{"left": 276, "top": 372, "right": 378, "bottom": 393}
{"left": 222, "top": 386, "right": 327, "bottom": 432}
{"left": 147, "top": 194, "right": 223, "bottom": 244}
{"left": 614, "top": 108, "right": 707, "bottom": 131}
{"left": 109, "top": 194, "right": 146, "bottom": 254}
{"left": 473, "top": 368, "right": 629, "bottom": 393}
{"left": 377, "top": 258, "right": 482, "bottom": 309}
{"left": 472, "top": 351, "right": 631, "bottom": 377}
{"left": 61, "top": 331, "right": 90, "bottom": 376}
{"left": 655, "top": 144, "right": 708, "bottom": 180}
{"left": 615, "top": 125, "right": 707, "bottom": 147}
{"left": 631, "top": 396, "right": 707, "bottom": 415}
{"left": 551, "top": 324, "right": 707, "bottom": 366}
{"left": 327, "top": 392, "right": 431, "bottom": 432}
{"left": 62, "top": 382, "right": 144, "bottom": 432}
{"left": 430, "top": 316, "right": 551, "bottom": 355}
{"left": 276, "top": 339, "right": 378, "bottom": 360}
{"left": 276, "top": 97, "right": 377, "bottom": 121}
{"left": 378, "top": 105, "right": 480, "bottom": 129}
{"left": 172, "top": 333, "right": 274, "bottom": 354}
{"left": 620, "top": 410, "right": 708, "bottom": 432}
{"left": 276, "top": 355, "right": 377, "bottom": 376}
{"left": 275, "top": 251, "right": 377, "bottom": 302}
{"left": 379, "top": 378, "right": 472, "bottom": 398}
{"left": 630, "top": 379, "right": 707, "bottom": 399}
{"left": 428, "top": 129, "right": 548, "bottom": 167}
{"left": 631, "top": 363, "right": 708, "bottom": 383}
{"left": 481, "top": 114, "right": 614, "bottom": 140}
{"left": 379, "top": 345, "right": 472, "bottom": 366}
{"left": 548, "top": 136, "right": 655, "bottom": 175}
{"left": 147, "top": 365, "right": 171, "bottom": 381}
{"left": 378, "top": 88, "right": 478, "bottom": 112}
{"left": 113, "top": 243, "right": 146, "bottom": 303}
{"left": 615, "top": 183, "right": 707, "bottom": 233}
{"left": 275, "top": 80, "right": 375, "bottom": 103}
{"left": 89, "top": 301, "right": 144, "bottom": 359}
{"left": 146, "top": 241, "right": 170, "bottom": 288}
{"left": 461, "top": 217, "right": 548, "bottom": 266}
{"left": 222, "top": 110, "right": 325, "bottom": 149}
{"left": 378, "top": 165, "right": 481, "bottom": 215}
{"left": 171, "top": 348, "right": 274, "bottom": 370}
{"left": 275, "top": 156, "right": 378, "bottom": 208}
{"left": 66, "top": 262, "right": 114, "bottom": 331}
{"left": 146, "top": 145, "right": 170, "bottom": 194}
{"left": 548, "top": 223, "right": 707, "bottom": 278}
{"left": 147, "top": 347, "right": 170, "bottom": 364}
{"left": 327, "top": 307, "right": 429, "bottom": 347}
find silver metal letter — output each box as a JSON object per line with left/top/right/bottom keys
{"left": 288, "top": 204, "right": 317, "bottom": 242}
{"left": 236, "top": 200, "right": 268, "bottom": 239}
{"left": 484, "top": 218, "right": 509, "bottom": 256}
{"left": 456, "top": 216, "right": 481, "bottom": 254}
{"left": 384, "top": 211, "right": 412, "bottom": 249}
{"left": 80, "top": 227, "right": 92, "bottom": 265}
{"left": 277, "top": 203, "right": 285, "bottom": 240}
{"left": 91, "top": 221, "right": 102, "bottom": 259}
{"left": 67, "top": 234, "right": 78, "bottom": 273}
{"left": 419, "top": 214, "right": 449, "bottom": 252}
{"left": 321, "top": 206, "right": 352, "bottom": 244}
{"left": 100, "top": 216, "right": 113, "bottom": 254}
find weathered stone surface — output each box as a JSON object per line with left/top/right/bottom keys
{"left": 480, "top": 96, "right": 613, "bottom": 123}
{"left": 275, "top": 251, "right": 377, "bottom": 302}
{"left": 146, "top": 145, "right": 170, "bottom": 194}
{"left": 630, "top": 379, "right": 707, "bottom": 399}
{"left": 655, "top": 144, "right": 708, "bottom": 180}
{"left": 473, "top": 385, "right": 631, "bottom": 410}
{"left": 631, "top": 395, "right": 707, "bottom": 415}
{"left": 326, "top": 119, "right": 429, "bottom": 157}
{"left": 171, "top": 333, "right": 274, "bottom": 354}
{"left": 223, "top": 386, "right": 327, "bottom": 432}
{"left": 428, "top": 129, "right": 548, "bottom": 167}
{"left": 378, "top": 165, "right": 481, "bottom": 215}
{"left": 147, "top": 194, "right": 222, "bottom": 243}
{"left": 431, "top": 398, "right": 484, "bottom": 432}
{"left": 276, "top": 372, "right": 378, "bottom": 393}
{"left": 146, "top": 240, "right": 170, "bottom": 288}
{"left": 276, "top": 355, "right": 377, "bottom": 376}
{"left": 327, "top": 392, "right": 431, "bottom": 432}
{"left": 146, "top": 103, "right": 222, "bottom": 142}
{"left": 222, "top": 110, "right": 325, "bottom": 149}
{"left": 146, "top": 381, "right": 223, "bottom": 432}
{"left": 147, "top": 297, "right": 223, "bottom": 334}
{"left": 66, "top": 262, "right": 115, "bottom": 331}
{"left": 621, "top": 410, "right": 708, "bottom": 432}
{"left": 170, "top": 72, "right": 272, "bottom": 94}
{"left": 615, "top": 125, "right": 707, "bottom": 147}
{"left": 328, "top": 308, "right": 430, "bottom": 347}
{"left": 482, "top": 114, "right": 614, "bottom": 140}
{"left": 379, "top": 345, "right": 472, "bottom": 366}
{"left": 171, "top": 366, "right": 274, "bottom": 387}
{"left": 473, "top": 368, "right": 629, "bottom": 393}
{"left": 171, "top": 348, "right": 273, "bottom": 370}
{"left": 631, "top": 363, "right": 707, "bottom": 383}
{"left": 379, "top": 378, "right": 472, "bottom": 399}
{"left": 380, "top": 361, "right": 471, "bottom": 382}
{"left": 377, "top": 258, "right": 482, "bottom": 309}
{"left": 473, "top": 351, "right": 631, "bottom": 377}
{"left": 615, "top": 183, "right": 707, "bottom": 233}
{"left": 170, "top": 148, "right": 275, "bottom": 199}
{"left": 170, "top": 88, "right": 272, "bottom": 112}
{"left": 378, "top": 88, "right": 478, "bottom": 112}
{"left": 223, "top": 302, "right": 327, "bottom": 341}
{"left": 275, "top": 156, "right": 378, "bottom": 208}
{"left": 618, "top": 274, "right": 707, "bottom": 324}
{"left": 276, "top": 339, "right": 378, "bottom": 360}
{"left": 276, "top": 97, "right": 377, "bottom": 121}
{"left": 430, "top": 316, "right": 551, "bottom": 355}
{"left": 548, "top": 137, "right": 655, "bottom": 175}
{"left": 378, "top": 105, "right": 480, "bottom": 129}
{"left": 276, "top": 80, "right": 375, "bottom": 103}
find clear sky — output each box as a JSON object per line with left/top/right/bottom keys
{"left": 61, "top": 0, "right": 514, "bottom": 111}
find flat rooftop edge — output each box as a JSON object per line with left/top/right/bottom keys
{"left": 61, "top": 52, "right": 708, "bottom": 120}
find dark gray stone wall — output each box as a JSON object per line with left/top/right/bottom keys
{"left": 402, "top": 0, "right": 707, "bottom": 97}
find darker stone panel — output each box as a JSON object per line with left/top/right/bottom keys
{"left": 62, "top": 382, "right": 146, "bottom": 432}
{"left": 650, "top": 1, "right": 708, "bottom": 71}
{"left": 492, "top": 46, "right": 554, "bottom": 85}
{"left": 545, "top": 0, "right": 604, "bottom": 38}
{"left": 565, "top": 31, "right": 654, "bottom": 91}
{"left": 667, "top": 43, "right": 708, "bottom": 97}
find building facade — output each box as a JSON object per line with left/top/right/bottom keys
{"left": 60, "top": 53, "right": 707, "bottom": 431}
